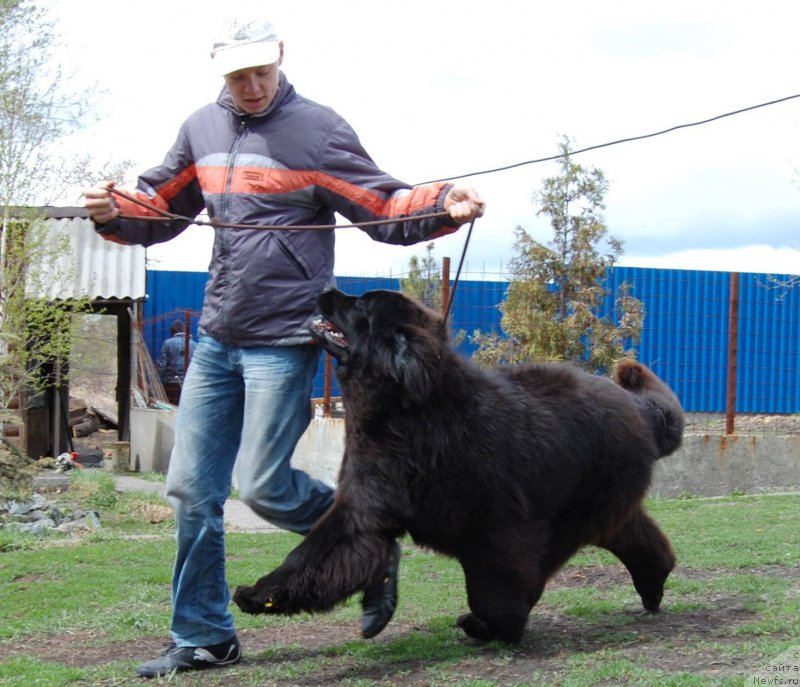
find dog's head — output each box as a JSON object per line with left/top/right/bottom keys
{"left": 309, "top": 289, "right": 447, "bottom": 405}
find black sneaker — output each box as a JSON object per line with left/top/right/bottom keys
{"left": 360, "top": 540, "right": 400, "bottom": 639}
{"left": 136, "top": 635, "right": 241, "bottom": 678}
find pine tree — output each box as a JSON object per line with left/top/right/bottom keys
{"left": 400, "top": 242, "right": 442, "bottom": 313}
{"left": 473, "top": 138, "right": 643, "bottom": 372}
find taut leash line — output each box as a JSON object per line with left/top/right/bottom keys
{"left": 443, "top": 216, "right": 477, "bottom": 322}
{"left": 108, "top": 185, "right": 481, "bottom": 319}
{"left": 109, "top": 186, "right": 450, "bottom": 231}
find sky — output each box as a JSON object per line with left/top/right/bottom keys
{"left": 48, "top": 0, "right": 800, "bottom": 278}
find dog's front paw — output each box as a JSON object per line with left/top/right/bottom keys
{"left": 233, "top": 584, "right": 282, "bottom": 615}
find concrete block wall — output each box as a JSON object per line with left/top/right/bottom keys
{"left": 129, "top": 411, "right": 800, "bottom": 499}
{"left": 294, "top": 421, "right": 800, "bottom": 498}
{"left": 130, "top": 407, "right": 176, "bottom": 474}
{"left": 651, "top": 434, "right": 800, "bottom": 498}
{"left": 291, "top": 417, "right": 346, "bottom": 487}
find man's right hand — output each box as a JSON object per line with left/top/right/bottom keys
{"left": 83, "top": 180, "right": 120, "bottom": 224}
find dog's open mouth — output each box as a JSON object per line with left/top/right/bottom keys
{"left": 310, "top": 316, "right": 349, "bottom": 359}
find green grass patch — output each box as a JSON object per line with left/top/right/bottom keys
{"left": 1, "top": 474, "right": 799, "bottom": 685}
{"left": 0, "top": 656, "right": 84, "bottom": 686}
{"left": 646, "top": 493, "right": 800, "bottom": 568}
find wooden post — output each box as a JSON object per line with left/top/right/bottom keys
{"left": 725, "top": 272, "right": 740, "bottom": 435}
{"left": 119, "top": 304, "right": 136, "bottom": 441}
{"left": 323, "top": 353, "right": 332, "bottom": 416}
{"left": 441, "top": 257, "right": 451, "bottom": 318}
{"left": 52, "top": 359, "right": 62, "bottom": 457}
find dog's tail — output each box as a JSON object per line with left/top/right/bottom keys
{"left": 613, "top": 360, "right": 685, "bottom": 458}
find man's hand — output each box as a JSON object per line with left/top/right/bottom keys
{"left": 443, "top": 187, "right": 485, "bottom": 225}
{"left": 83, "top": 180, "right": 120, "bottom": 224}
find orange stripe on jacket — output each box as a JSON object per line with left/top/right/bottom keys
{"left": 196, "top": 166, "right": 447, "bottom": 219}
{"left": 115, "top": 165, "right": 197, "bottom": 217}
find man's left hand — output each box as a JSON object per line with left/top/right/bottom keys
{"left": 444, "top": 187, "right": 485, "bottom": 225}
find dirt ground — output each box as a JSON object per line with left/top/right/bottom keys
{"left": 9, "top": 562, "right": 795, "bottom": 685}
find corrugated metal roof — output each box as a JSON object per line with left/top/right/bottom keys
{"left": 29, "top": 212, "right": 146, "bottom": 300}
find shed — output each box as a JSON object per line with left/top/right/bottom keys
{"left": 8, "top": 207, "right": 146, "bottom": 459}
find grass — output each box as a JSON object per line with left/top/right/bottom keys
{"left": 1, "top": 472, "right": 799, "bottom": 685}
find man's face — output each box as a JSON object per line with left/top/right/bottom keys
{"left": 223, "top": 45, "right": 283, "bottom": 114}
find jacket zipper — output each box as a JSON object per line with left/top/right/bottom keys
{"left": 224, "top": 118, "right": 249, "bottom": 219}
{"left": 218, "top": 117, "right": 249, "bottom": 341}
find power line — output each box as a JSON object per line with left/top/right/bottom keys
{"left": 419, "top": 92, "right": 800, "bottom": 184}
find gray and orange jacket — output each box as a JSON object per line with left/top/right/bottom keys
{"left": 95, "top": 73, "right": 459, "bottom": 347}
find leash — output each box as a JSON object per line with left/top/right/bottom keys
{"left": 443, "top": 216, "right": 477, "bottom": 322}
{"left": 109, "top": 186, "right": 450, "bottom": 231}
{"left": 109, "top": 186, "right": 480, "bottom": 319}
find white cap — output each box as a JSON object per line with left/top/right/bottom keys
{"left": 211, "top": 17, "right": 281, "bottom": 76}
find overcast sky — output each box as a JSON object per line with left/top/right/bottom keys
{"left": 50, "top": 0, "right": 800, "bottom": 278}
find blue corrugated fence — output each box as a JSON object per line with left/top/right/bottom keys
{"left": 142, "top": 267, "right": 800, "bottom": 414}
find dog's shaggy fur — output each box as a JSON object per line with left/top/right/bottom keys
{"left": 234, "top": 289, "right": 684, "bottom": 644}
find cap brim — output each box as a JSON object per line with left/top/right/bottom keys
{"left": 212, "top": 41, "right": 281, "bottom": 76}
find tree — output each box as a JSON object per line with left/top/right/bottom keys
{"left": 0, "top": 1, "right": 95, "bottom": 207}
{"left": 473, "top": 138, "right": 643, "bottom": 371}
{"left": 400, "top": 242, "right": 443, "bottom": 313}
{"left": 0, "top": 1, "right": 105, "bottom": 486}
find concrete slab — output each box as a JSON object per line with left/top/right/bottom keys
{"left": 114, "top": 474, "right": 281, "bottom": 533}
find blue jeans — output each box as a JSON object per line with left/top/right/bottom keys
{"left": 164, "top": 335, "right": 335, "bottom": 646}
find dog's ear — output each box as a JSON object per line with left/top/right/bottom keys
{"left": 366, "top": 292, "right": 442, "bottom": 405}
{"left": 370, "top": 328, "right": 437, "bottom": 407}
{"left": 392, "top": 332, "right": 433, "bottom": 406}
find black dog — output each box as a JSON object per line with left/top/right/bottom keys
{"left": 234, "top": 289, "right": 684, "bottom": 644}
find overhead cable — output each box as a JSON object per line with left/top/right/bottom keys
{"left": 419, "top": 92, "right": 800, "bottom": 184}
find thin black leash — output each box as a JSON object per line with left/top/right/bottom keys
{"left": 443, "top": 216, "right": 477, "bottom": 322}
{"left": 109, "top": 186, "right": 450, "bottom": 231}
{"left": 109, "top": 186, "right": 481, "bottom": 315}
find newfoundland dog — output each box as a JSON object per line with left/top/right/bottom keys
{"left": 234, "top": 288, "right": 684, "bottom": 644}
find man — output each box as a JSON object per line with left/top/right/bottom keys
{"left": 84, "top": 16, "right": 484, "bottom": 679}
{"left": 156, "top": 320, "right": 196, "bottom": 405}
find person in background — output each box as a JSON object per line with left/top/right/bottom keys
{"left": 156, "top": 319, "right": 196, "bottom": 405}
{"left": 83, "top": 15, "right": 484, "bottom": 679}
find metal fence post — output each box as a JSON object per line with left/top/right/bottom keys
{"left": 725, "top": 272, "right": 740, "bottom": 435}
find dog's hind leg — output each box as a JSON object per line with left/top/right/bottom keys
{"left": 597, "top": 506, "right": 676, "bottom": 612}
